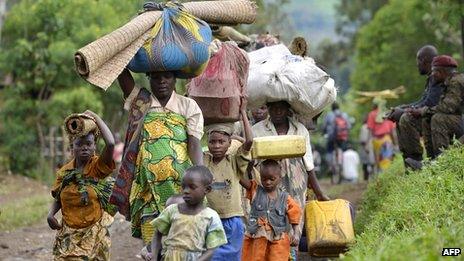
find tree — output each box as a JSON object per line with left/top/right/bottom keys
{"left": 424, "top": 0, "right": 464, "bottom": 60}
{"left": 313, "top": 0, "right": 388, "bottom": 97}
{"left": 349, "top": 0, "right": 461, "bottom": 118}
{"left": 240, "top": 0, "right": 294, "bottom": 41}
{"left": 0, "top": 0, "right": 140, "bottom": 176}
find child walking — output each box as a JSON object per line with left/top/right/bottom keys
{"left": 240, "top": 159, "right": 302, "bottom": 261}
{"left": 148, "top": 166, "right": 227, "bottom": 261}
{"left": 47, "top": 110, "right": 116, "bottom": 260}
{"left": 204, "top": 99, "right": 253, "bottom": 260}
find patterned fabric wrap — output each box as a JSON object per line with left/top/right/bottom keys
{"left": 129, "top": 111, "right": 192, "bottom": 239}
{"left": 53, "top": 212, "right": 113, "bottom": 261}
{"left": 110, "top": 88, "right": 152, "bottom": 218}
{"left": 56, "top": 169, "right": 117, "bottom": 216}
{"left": 128, "top": 3, "right": 212, "bottom": 78}
{"left": 280, "top": 157, "right": 307, "bottom": 237}
{"left": 372, "top": 134, "right": 394, "bottom": 171}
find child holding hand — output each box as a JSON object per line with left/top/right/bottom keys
{"left": 148, "top": 166, "right": 227, "bottom": 261}
{"left": 240, "top": 159, "right": 302, "bottom": 261}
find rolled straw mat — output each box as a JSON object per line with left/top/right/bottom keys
{"left": 213, "top": 26, "right": 251, "bottom": 44}
{"left": 64, "top": 113, "right": 99, "bottom": 139}
{"left": 289, "top": 37, "right": 308, "bottom": 57}
{"left": 75, "top": 0, "right": 257, "bottom": 90}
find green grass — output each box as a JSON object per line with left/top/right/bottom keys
{"left": 344, "top": 146, "right": 464, "bottom": 260}
{"left": 0, "top": 194, "right": 51, "bottom": 231}
{"left": 325, "top": 181, "right": 361, "bottom": 199}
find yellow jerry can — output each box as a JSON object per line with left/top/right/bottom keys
{"left": 305, "top": 199, "right": 355, "bottom": 257}
{"left": 251, "top": 135, "right": 306, "bottom": 160}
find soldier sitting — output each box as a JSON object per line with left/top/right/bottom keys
{"left": 406, "top": 55, "right": 464, "bottom": 170}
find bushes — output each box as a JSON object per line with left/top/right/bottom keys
{"left": 345, "top": 147, "right": 464, "bottom": 260}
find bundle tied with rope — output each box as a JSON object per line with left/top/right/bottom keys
{"left": 64, "top": 113, "right": 100, "bottom": 142}
{"left": 74, "top": 0, "right": 257, "bottom": 90}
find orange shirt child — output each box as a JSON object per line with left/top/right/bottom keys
{"left": 242, "top": 180, "right": 301, "bottom": 261}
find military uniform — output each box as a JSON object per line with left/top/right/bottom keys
{"left": 398, "top": 77, "right": 443, "bottom": 160}
{"left": 424, "top": 73, "right": 464, "bottom": 156}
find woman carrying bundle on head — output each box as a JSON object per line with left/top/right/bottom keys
{"left": 47, "top": 110, "right": 116, "bottom": 260}
{"left": 110, "top": 69, "right": 204, "bottom": 256}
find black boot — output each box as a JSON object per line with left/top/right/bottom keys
{"left": 405, "top": 157, "right": 423, "bottom": 171}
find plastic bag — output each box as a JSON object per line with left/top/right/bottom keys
{"left": 128, "top": 3, "right": 212, "bottom": 78}
{"left": 247, "top": 45, "right": 337, "bottom": 119}
{"left": 188, "top": 40, "right": 249, "bottom": 123}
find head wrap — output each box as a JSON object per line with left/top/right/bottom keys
{"left": 432, "top": 55, "right": 458, "bottom": 68}
{"left": 205, "top": 123, "right": 235, "bottom": 136}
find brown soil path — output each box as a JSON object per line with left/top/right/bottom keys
{"left": 0, "top": 175, "right": 367, "bottom": 260}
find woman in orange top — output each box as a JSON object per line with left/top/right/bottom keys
{"left": 47, "top": 110, "right": 115, "bottom": 260}
{"left": 367, "top": 101, "right": 397, "bottom": 171}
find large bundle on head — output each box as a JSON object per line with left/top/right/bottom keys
{"left": 127, "top": 3, "right": 212, "bottom": 78}
{"left": 245, "top": 33, "right": 280, "bottom": 52}
{"left": 188, "top": 40, "right": 249, "bottom": 124}
{"left": 247, "top": 44, "right": 337, "bottom": 120}
{"left": 74, "top": 0, "right": 257, "bottom": 90}
{"left": 64, "top": 113, "right": 99, "bottom": 141}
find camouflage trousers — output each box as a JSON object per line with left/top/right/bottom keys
{"left": 431, "top": 113, "right": 464, "bottom": 157}
{"left": 398, "top": 113, "right": 433, "bottom": 160}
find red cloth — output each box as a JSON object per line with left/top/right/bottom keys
{"left": 367, "top": 108, "right": 395, "bottom": 137}
{"left": 432, "top": 55, "right": 458, "bottom": 68}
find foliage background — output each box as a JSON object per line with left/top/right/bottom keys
{"left": 0, "top": 0, "right": 463, "bottom": 180}
{"left": 345, "top": 147, "right": 464, "bottom": 259}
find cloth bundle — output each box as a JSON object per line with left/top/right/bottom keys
{"left": 188, "top": 40, "right": 249, "bottom": 124}
{"left": 74, "top": 0, "right": 257, "bottom": 90}
{"left": 247, "top": 44, "right": 337, "bottom": 119}
{"left": 64, "top": 113, "right": 99, "bottom": 140}
{"left": 127, "top": 3, "right": 212, "bottom": 78}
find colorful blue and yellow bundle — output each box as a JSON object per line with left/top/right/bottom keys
{"left": 128, "top": 3, "right": 212, "bottom": 78}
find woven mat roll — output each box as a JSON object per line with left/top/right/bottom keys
{"left": 64, "top": 113, "right": 99, "bottom": 139}
{"left": 289, "top": 37, "right": 308, "bottom": 57}
{"left": 75, "top": 0, "right": 257, "bottom": 90}
{"left": 213, "top": 26, "right": 251, "bottom": 44}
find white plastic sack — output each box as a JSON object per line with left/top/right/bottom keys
{"left": 248, "top": 44, "right": 291, "bottom": 65}
{"left": 247, "top": 47, "right": 337, "bottom": 119}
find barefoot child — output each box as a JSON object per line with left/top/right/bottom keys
{"left": 240, "top": 159, "right": 302, "bottom": 261}
{"left": 47, "top": 111, "right": 115, "bottom": 260}
{"left": 204, "top": 99, "right": 253, "bottom": 260}
{"left": 149, "top": 166, "right": 227, "bottom": 261}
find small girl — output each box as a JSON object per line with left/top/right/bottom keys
{"left": 240, "top": 159, "right": 302, "bottom": 261}
{"left": 148, "top": 166, "right": 227, "bottom": 261}
{"left": 47, "top": 110, "right": 116, "bottom": 260}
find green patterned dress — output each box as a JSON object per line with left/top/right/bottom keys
{"left": 129, "top": 111, "right": 192, "bottom": 242}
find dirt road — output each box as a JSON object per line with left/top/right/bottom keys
{"left": 0, "top": 175, "right": 367, "bottom": 260}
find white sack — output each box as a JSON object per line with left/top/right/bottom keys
{"left": 247, "top": 47, "right": 337, "bottom": 119}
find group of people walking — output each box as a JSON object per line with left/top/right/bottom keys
{"left": 45, "top": 44, "right": 463, "bottom": 261}
{"left": 47, "top": 67, "right": 329, "bottom": 261}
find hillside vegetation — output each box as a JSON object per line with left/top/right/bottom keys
{"left": 345, "top": 146, "right": 464, "bottom": 260}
